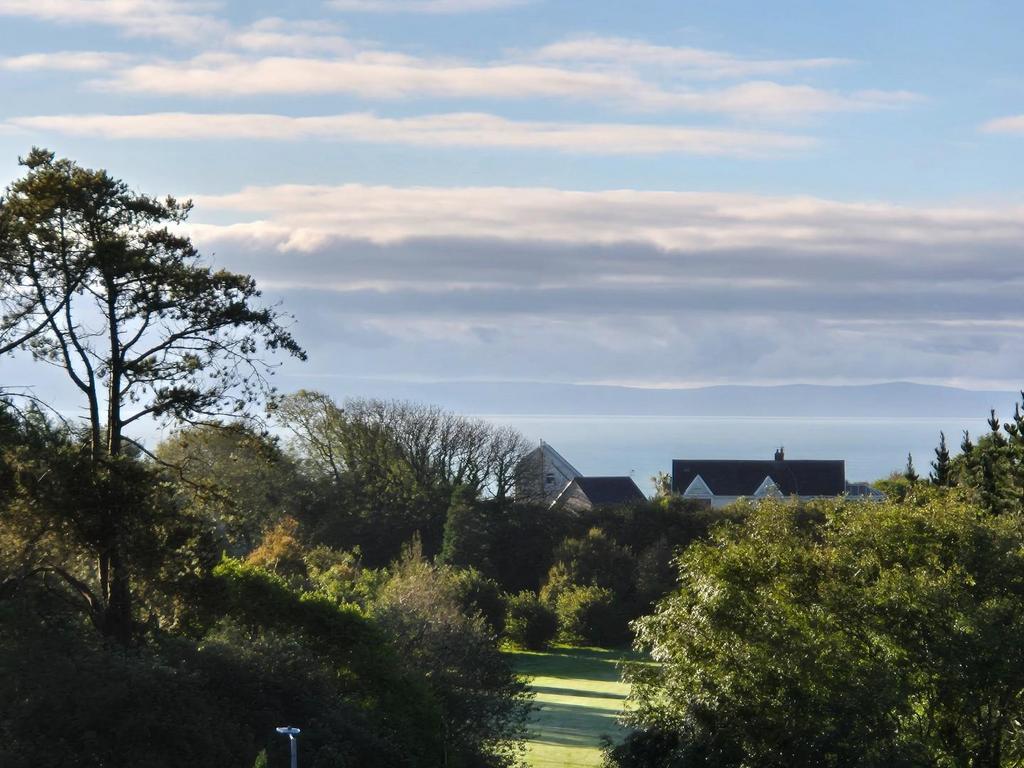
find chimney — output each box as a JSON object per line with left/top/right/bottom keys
{"left": 774, "top": 447, "right": 785, "bottom": 461}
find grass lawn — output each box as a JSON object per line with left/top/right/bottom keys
{"left": 506, "top": 646, "right": 635, "bottom": 768}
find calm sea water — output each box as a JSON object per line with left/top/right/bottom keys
{"left": 479, "top": 414, "right": 995, "bottom": 494}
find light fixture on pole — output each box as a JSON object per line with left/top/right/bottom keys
{"left": 275, "top": 726, "right": 301, "bottom": 768}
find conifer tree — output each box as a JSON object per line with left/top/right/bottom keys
{"left": 968, "top": 410, "right": 1017, "bottom": 515}
{"left": 0, "top": 150, "right": 304, "bottom": 643}
{"left": 930, "top": 431, "right": 951, "bottom": 486}
{"left": 440, "top": 486, "right": 492, "bottom": 571}
{"left": 903, "top": 453, "right": 918, "bottom": 483}
{"left": 1004, "top": 396, "right": 1024, "bottom": 498}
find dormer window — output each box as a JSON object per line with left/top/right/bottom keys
{"left": 754, "top": 475, "right": 783, "bottom": 499}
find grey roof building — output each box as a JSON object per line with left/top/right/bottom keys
{"left": 551, "top": 476, "right": 647, "bottom": 512}
{"left": 672, "top": 448, "right": 846, "bottom": 508}
{"left": 514, "top": 441, "right": 584, "bottom": 503}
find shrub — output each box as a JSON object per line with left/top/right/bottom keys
{"left": 554, "top": 584, "right": 627, "bottom": 647}
{"left": 373, "top": 545, "right": 532, "bottom": 768}
{"left": 448, "top": 566, "right": 507, "bottom": 635}
{"left": 504, "top": 591, "right": 558, "bottom": 650}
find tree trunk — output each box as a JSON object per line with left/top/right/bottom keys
{"left": 102, "top": 543, "right": 132, "bottom": 645}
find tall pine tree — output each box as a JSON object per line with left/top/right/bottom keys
{"left": 903, "top": 453, "right": 919, "bottom": 483}
{"left": 930, "top": 431, "right": 951, "bottom": 486}
{"left": 964, "top": 410, "right": 1017, "bottom": 515}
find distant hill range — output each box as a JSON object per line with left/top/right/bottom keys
{"left": 324, "top": 380, "right": 1021, "bottom": 419}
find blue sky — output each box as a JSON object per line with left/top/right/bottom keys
{"left": 1, "top": 0, "right": 1023, "bottom": 394}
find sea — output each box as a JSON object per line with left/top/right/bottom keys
{"left": 479, "top": 414, "right": 996, "bottom": 494}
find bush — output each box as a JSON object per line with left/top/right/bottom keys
{"left": 551, "top": 527, "right": 635, "bottom": 597}
{"left": 553, "top": 584, "right": 627, "bottom": 647}
{"left": 504, "top": 591, "right": 558, "bottom": 650}
{"left": 449, "top": 566, "right": 507, "bottom": 635}
{"left": 373, "top": 545, "right": 531, "bottom": 768}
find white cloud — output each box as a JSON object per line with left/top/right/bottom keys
{"left": 186, "top": 183, "right": 1024, "bottom": 255}
{"left": 0, "top": 51, "right": 132, "bottom": 71}
{"left": 0, "top": 0, "right": 227, "bottom": 42}
{"left": 169, "top": 184, "right": 1024, "bottom": 389}
{"left": 94, "top": 53, "right": 919, "bottom": 118}
{"left": 532, "top": 36, "right": 851, "bottom": 79}
{"left": 981, "top": 115, "right": 1024, "bottom": 134}
{"left": 227, "top": 18, "right": 355, "bottom": 56}
{"left": 663, "top": 81, "right": 920, "bottom": 118}
{"left": 329, "top": 0, "right": 530, "bottom": 12}
{"left": 8, "top": 111, "right": 816, "bottom": 156}
{"left": 95, "top": 53, "right": 656, "bottom": 100}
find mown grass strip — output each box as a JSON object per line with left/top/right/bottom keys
{"left": 506, "top": 646, "right": 635, "bottom": 768}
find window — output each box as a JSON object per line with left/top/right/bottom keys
{"left": 545, "top": 472, "right": 556, "bottom": 486}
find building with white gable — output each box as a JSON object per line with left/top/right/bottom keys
{"left": 672, "top": 448, "right": 847, "bottom": 508}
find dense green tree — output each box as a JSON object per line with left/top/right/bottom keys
{"left": 0, "top": 552, "right": 451, "bottom": 768}
{"left": 440, "top": 486, "right": 495, "bottom": 571}
{"left": 0, "top": 401, "right": 219, "bottom": 639}
{"left": 156, "top": 422, "right": 303, "bottom": 554}
{"left": 618, "top": 495, "right": 1024, "bottom": 768}
{"left": 276, "top": 391, "right": 529, "bottom": 563}
{"left": 952, "top": 409, "right": 1019, "bottom": 516}
{"left": 447, "top": 565, "right": 507, "bottom": 635}
{"left": 0, "top": 150, "right": 304, "bottom": 642}
{"left": 552, "top": 584, "right": 626, "bottom": 647}
{"left": 504, "top": 591, "right": 557, "bottom": 650}
{"left": 550, "top": 527, "right": 635, "bottom": 596}
{"left": 372, "top": 542, "right": 532, "bottom": 767}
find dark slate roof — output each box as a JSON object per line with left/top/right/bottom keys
{"left": 573, "top": 476, "right": 647, "bottom": 506}
{"left": 672, "top": 459, "right": 845, "bottom": 497}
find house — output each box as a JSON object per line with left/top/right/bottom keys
{"left": 672, "top": 448, "right": 846, "bottom": 508}
{"left": 515, "top": 441, "right": 584, "bottom": 503}
{"left": 844, "top": 481, "right": 887, "bottom": 502}
{"left": 550, "top": 476, "right": 647, "bottom": 512}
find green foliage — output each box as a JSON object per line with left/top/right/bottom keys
{"left": 619, "top": 495, "right": 1024, "bottom": 768}
{"left": 0, "top": 149, "right": 304, "bottom": 644}
{"left": 276, "top": 392, "right": 530, "bottom": 565}
{"left": 448, "top": 565, "right": 507, "bottom": 635}
{"left": 304, "top": 545, "right": 386, "bottom": 607}
{"left": 551, "top": 527, "right": 636, "bottom": 597}
{"left": 372, "top": 543, "right": 533, "bottom": 767}
{"left": 931, "top": 430, "right": 952, "bottom": 485}
{"left": 872, "top": 471, "right": 915, "bottom": 502}
{"left": 951, "top": 408, "right": 1021, "bottom": 515}
{"left": 155, "top": 423, "right": 303, "bottom": 555}
{"left": 504, "top": 590, "right": 558, "bottom": 650}
{"left": 440, "top": 486, "right": 494, "bottom": 571}
{"left": 554, "top": 585, "right": 627, "bottom": 648}
{"left": 244, "top": 517, "right": 309, "bottom": 583}
{"left": 0, "top": 601, "right": 247, "bottom": 768}
{"left": 208, "top": 557, "right": 444, "bottom": 764}
{"left": 903, "top": 451, "right": 919, "bottom": 482}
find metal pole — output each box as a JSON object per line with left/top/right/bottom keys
{"left": 276, "top": 726, "right": 300, "bottom": 768}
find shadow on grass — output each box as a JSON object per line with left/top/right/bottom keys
{"left": 531, "top": 684, "right": 627, "bottom": 701}
{"left": 506, "top": 646, "right": 643, "bottom": 684}
{"left": 529, "top": 701, "right": 627, "bottom": 747}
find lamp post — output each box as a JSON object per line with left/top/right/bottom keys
{"left": 275, "top": 727, "right": 301, "bottom": 768}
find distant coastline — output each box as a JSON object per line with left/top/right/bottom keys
{"left": 317, "top": 379, "right": 1018, "bottom": 420}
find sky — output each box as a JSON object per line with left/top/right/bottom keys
{"left": 1, "top": 0, "right": 1023, "bottom": 395}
